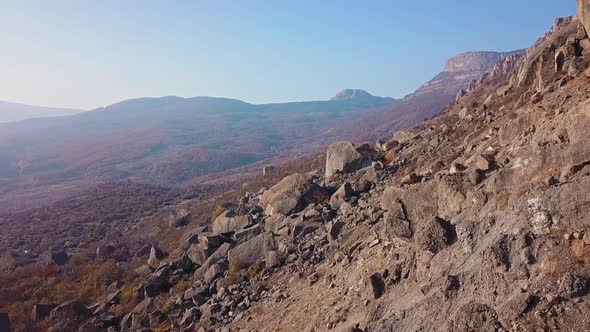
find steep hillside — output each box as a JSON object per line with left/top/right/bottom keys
{"left": 6, "top": 4, "right": 590, "bottom": 332}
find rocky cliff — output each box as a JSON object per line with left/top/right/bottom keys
{"left": 407, "top": 50, "right": 524, "bottom": 99}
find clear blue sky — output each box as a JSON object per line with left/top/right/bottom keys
{"left": 0, "top": 0, "right": 576, "bottom": 109}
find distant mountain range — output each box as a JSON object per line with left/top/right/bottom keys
{"left": 0, "top": 50, "right": 519, "bottom": 212}
{"left": 0, "top": 101, "right": 84, "bottom": 123}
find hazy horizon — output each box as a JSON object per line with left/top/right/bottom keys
{"left": 0, "top": 0, "right": 576, "bottom": 110}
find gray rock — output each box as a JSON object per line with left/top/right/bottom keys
{"left": 203, "top": 263, "right": 226, "bottom": 284}
{"left": 212, "top": 210, "right": 251, "bottom": 234}
{"left": 330, "top": 182, "right": 353, "bottom": 209}
{"left": 259, "top": 173, "right": 329, "bottom": 216}
{"left": 325, "top": 141, "right": 372, "bottom": 177}
{"left": 266, "top": 250, "right": 281, "bottom": 268}
{"left": 169, "top": 208, "right": 191, "bottom": 228}
{"left": 228, "top": 233, "right": 277, "bottom": 271}
{"left": 234, "top": 225, "right": 262, "bottom": 243}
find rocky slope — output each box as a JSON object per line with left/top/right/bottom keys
{"left": 17, "top": 4, "right": 590, "bottom": 332}
{"left": 6, "top": 5, "right": 590, "bottom": 332}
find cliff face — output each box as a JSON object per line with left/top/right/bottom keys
{"left": 578, "top": 0, "right": 590, "bottom": 34}
{"left": 407, "top": 50, "right": 524, "bottom": 99}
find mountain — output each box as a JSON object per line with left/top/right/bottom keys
{"left": 0, "top": 93, "right": 398, "bottom": 212}
{"left": 330, "top": 89, "right": 396, "bottom": 104}
{"left": 0, "top": 100, "right": 83, "bottom": 123}
{"left": 328, "top": 50, "right": 524, "bottom": 145}
{"left": 3, "top": 6, "right": 589, "bottom": 331}
{"left": 406, "top": 50, "right": 524, "bottom": 99}
{"left": 0, "top": 48, "right": 522, "bottom": 214}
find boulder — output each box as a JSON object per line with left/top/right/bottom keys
{"left": 326, "top": 142, "right": 374, "bottom": 177}
{"left": 31, "top": 304, "right": 58, "bottom": 321}
{"left": 266, "top": 251, "right": 281, "bottom": 268}
{"left": 467, "top": 154, "right": 492, "bottom": 171}
{"left": 184, "top": 286, "right": 209, "bottom": 306}
{"left": 147, "top": 246, "right": 164, "bottom": 269}
{"left": 228, "top": 233, "right": 277, "bottom": 271}
{"left": 416, "top": 216, "right": 455, "bottom": 255}
{"left": 234, "top": 225, "right": 262, "bottom": 243}
{"left": 578, "top": 0, "right": 590, "bottom": 37}
{"left": 169, "top": 208, "right": 191, "bottom": 228}
{"left": 328, "top": 221, "right": 344, "bottom": 241}
{"left": 49, "top": 300, "right": 90, "bottom": 320}
{"left": 197, "top": 232, "right": 225, "bottom": 257}
{"left": 383, "top": 201, "right": 412, "bottom": 239}
{"left": 368, "top": 273, "right": 385, "bottom": 299}
{"left": 203, "top": 263, "right": 226, "bottom": 284}
{"left": 259, "top": 174, "right": 329, "bottom": 216}
{"left": 329, "top": 182, "right": 353, "bottom": 209}
{"left": 144, "top": 275, "right": 170, "bottom": 297}
{"left": 211, "top": 210, "right": 251, "bottom": 234}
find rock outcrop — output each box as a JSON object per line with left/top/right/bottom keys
{"left": 578, "top": 0, "right": 590, "bottom": 35}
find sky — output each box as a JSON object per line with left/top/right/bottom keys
{"left": 0, "top": 0, "right": 577, "bottom": 110}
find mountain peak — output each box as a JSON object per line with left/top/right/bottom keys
{"left": 330, "top": 89, "right": 376, "bottom": 101}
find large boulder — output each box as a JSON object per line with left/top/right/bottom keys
{"left": 228, "top": 233, "right": 277, "bottom": 271}
{"left": 211, "top": 210, "right": 251, "bottom": 234}
{"left": 325, "top": 142, "right": 373, "bottom": 177}
{"left": 578, "top": 0, "right": 590, "bottom": 37}
{"left": 259, "top": 174, "right": 329, "bottom": 216}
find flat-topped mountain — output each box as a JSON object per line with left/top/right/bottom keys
{"left": 443, "top": 51, "right": 522, "bottom": 73}
{"left": 407, "top": 50, "right": 525, "bottom": 99}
